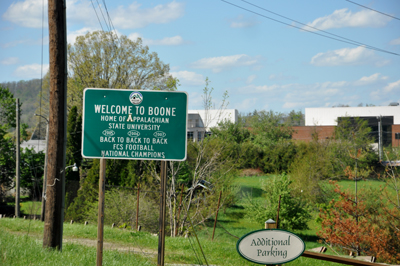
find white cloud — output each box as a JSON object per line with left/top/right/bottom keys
{"left": 269, "top": 73, "right": 296, "bottom": 81}
{"left": 67, "top": 27, "right": 97, "bottom": 44}
{"left": 229, "top": 15, "right": 259, "bottom": 28}
{"left": 112, "top": 1, "right": 184, "bottom": 29}
{"left": 67, "top": 0, "right": 100, "bottom": 26}
{"left": 170, "top": 71, "right": 204, "bottom": 86}
{"left": 1, "top": 57, "right": 19, "bottom": 65}
{"left": 354, "top": 73, "right": 388, "bottom": 86}
{"left": 2, "top": 0, "right": 96, "bottom": 28}
{"left": 370, "top": 79, "right": 400, "bottom": 100}
{"left": 144, "top": 36, "right": 184, "bottom": 46}
{"left": 236, "top": 98, "right": 258, "bottom": 110}
{"left": 3, "top": 0, "right": 183, "bottom": 29}
{"left": 247, "top": 74, "right": 256, "bottom": 84}
{"left": 13, "top": 64, "right": 49, "bottom": 79}
{"left": 128, "top": 33, "right": 185, "bottom": 46}
{"left": 383, "top": 80, "right": 400, "bottom": 93}
{"left": 191, "top": 54, "right": 263, "bottom": 73}
{"left": 310, "top": 46, "right": 389, "bottom": 67}
{"left": 2, "top": 0, "right": 47, "bottom": 28}
{"left": 390, "top": 37, "right": 400, "bottom": 45}
{"left": 304, "top": 8, "right": 391, "bottom": 30}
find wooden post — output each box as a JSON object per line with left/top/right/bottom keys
{"left": 157, "top": 161, "right": 167, "bottom": 266}
{"left": 15, "top": 98, "right": 20, "bottom": 218}
{"left": 96, "top": 158, "right": 106, "bottom": 266}
{"left": 175, "top": 183, "right": 184, "bottom": 236}
{"left": 43, "top": 0, "right": 67, "bottom": 250}
{"left": 136, "top": 183, "right": 140, "bottom": 231}
{"left": 212, "top": 191, "right": 222, "bottom": 240}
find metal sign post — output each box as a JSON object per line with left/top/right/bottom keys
{"left": 158, "top": 161, "right": 167, "bottom": 266}
{"left": 82, "top": 88, "right": 188, "bottom": 265}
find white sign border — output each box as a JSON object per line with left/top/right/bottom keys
{"left": 81, "top": 88, "right": 188, "bottom": 161}
{"left": 236, "top": 229, "right": 305, "bottom": 265}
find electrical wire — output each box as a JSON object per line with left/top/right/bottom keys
{"left": 221, "top": 0, "right": 400, "bottom": 56}
{"left": 38, "top": 0, "right": 45, "bottom": 153}
{"left": 345, "top": 0, "right": 400, "bottom": 21}
{"left": 239, "top": 0, "right": 393, "bottom": 55}
{"left": 90, "top": 0, "right": 105, "bottom": 32}
{"left": 95, "top": 0, "right": 111, "bottom": 32}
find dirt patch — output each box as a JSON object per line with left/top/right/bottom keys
{"left": 3, "top": 228, "right": 156, "bottom": 257}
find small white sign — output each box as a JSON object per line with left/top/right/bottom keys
{"left": 237, "top": 229, "right": 305, "bottom": 265}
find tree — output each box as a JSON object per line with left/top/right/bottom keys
{"left": 0, "top": 86, "right": 18, "bottom": 129}
{"left": 67, "top": 30, "right": 178, "bottom": 113}
{"left": 0, "top": 86, "right": 20, "bottom": 195}
{"left": 248, "top": 110, "right": 293, "bottom": 147}
{"left": 246, "top": 173, "right": 311, "bottom": 231}
{"left": 318, "top": 182, "right": 400, "bottom": 263}
{"left": 158, "top": 79, "right": 237, "bottom": 237}
{"left": 65, "top": 106, "right": 82, "bottom": 182}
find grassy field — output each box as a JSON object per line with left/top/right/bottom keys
{"left": 1, "top": 175, "right": 384, "bottom": 265}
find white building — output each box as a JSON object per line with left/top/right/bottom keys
{"left": 305, "top": 106, "right": 400, "bottom": 126}
{"left": 187, "top": 109, "right": 238, "bottom": 141}
{"left": 302, "top": 105, "right": 400, "bottom": 147}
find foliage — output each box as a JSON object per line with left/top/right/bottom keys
{"left": 86, "top": 188, "right": 159, "bottom": 233}
{"left": 0, "top": 85, "right": 19, "bottom": 129}
{"left": 318, "top": 182, "right": 399, "bottom": 263}
{"left": 67, "top": 30, "right": 178, "bottom": 112}
{"left": 246, "top": 174, "right": 311, "bottom": 231}
{"left": 332, "top": 116, "right": 377, "bottom": 173}
{"left": 19, "top": 147, "right": 45, "bottom": 198}
{"left": 248, "top": 110, "right": 293, "bottom": 147}
{"left": 65, "top": 106, "right": 82, "bottom": 182}
{"left": 0, "top": 129, "right": 15, "bottom": 193}
{"left": 65, "top": 159, "right": 100, "bottom": 222}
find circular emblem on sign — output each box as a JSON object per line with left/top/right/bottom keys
{"left": 129, "top": 91, "right": 143, "bottom": 105}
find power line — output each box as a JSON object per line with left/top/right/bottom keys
{"left": 221, "top": 0, "right": 400, "bottom": 56}
{"left": 95, "top": 0, "right": 111, "bottom": 32}
{"left": 239, "top": 0, "right": 393, "bottom": 55}
{"left": 345, "top": 0, "right": 400, "bottom": 21}
{"left": 90, "top": 0, "right": 105, "bottom": 32}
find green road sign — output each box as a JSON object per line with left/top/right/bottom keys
{"left": 82, "top": 88, "right": 188, "bottom": 161}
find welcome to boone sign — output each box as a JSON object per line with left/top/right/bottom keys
{"left": 82, "top": 88, "right": 188, "bottom": 161}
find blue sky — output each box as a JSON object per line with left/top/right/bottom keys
{"left": 1, "top": 0, "right": 400, "bottom": 113}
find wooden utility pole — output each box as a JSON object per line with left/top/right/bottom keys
{"left": 157, "top": 161, "right": 167, "bottom": 266}
{"left": 97, "top": 159, "right": 106, "bottom": 266}
{"left": 15, "top": 98, "right": 20, "bottom": 218}
{"left": 43, "top": 0, "right": 67, "bottom": 250}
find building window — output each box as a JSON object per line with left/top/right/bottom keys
{"left": 187, "top": 132, "right": 193, "bottom": 140}
{"left": 198, "top": 131, "right": 202, "bottom": 141}
{"left": 205, "top": 132, "right": 212, "bottom": 138}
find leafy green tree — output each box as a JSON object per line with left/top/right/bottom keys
{"left": 20, "top": 147, "right": 45, "bottom": 199}
{"left": 0, "top": 129, "right": 15, "bottom": 193}
{"left": 246, "top": 173, "right": 311, "bottom": 230}
{"left": 20, "top": 123, "right": 29, "bottom": 141}
{"left": 65, "top": 106, "right": 82, "bottom": 182}
{"left": 248, "top": 110, "right": 293, "bottom": 147}
{"left": 67, "top": 30, "right": 178, "bottom": 112}
{"left": 0, "top": 85, "right": 20, "bottom": 193}
{"left": 0, "top": 86, "right": 19, "bottom": 129}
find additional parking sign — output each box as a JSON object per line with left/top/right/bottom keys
{"left": 82, "top": 88, "right": 188, "bottom": 161}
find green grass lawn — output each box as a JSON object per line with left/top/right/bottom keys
{"left": 2, "top": 175, "right": 386, "bottom": 265}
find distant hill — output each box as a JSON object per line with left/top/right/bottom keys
{"left": 1, "top": 79, "right": 43, "bottom": 128}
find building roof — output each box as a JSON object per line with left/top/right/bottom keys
{"left": 305, "top": 106, "right": 400, "bottom": 126}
